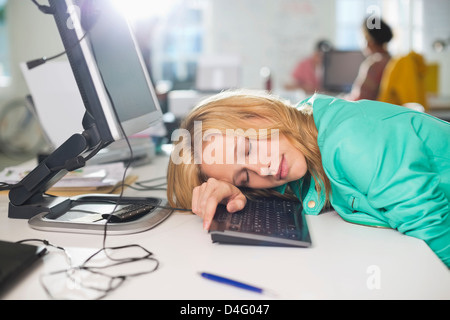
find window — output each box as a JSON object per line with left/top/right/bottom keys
{"left": 335, "top": 0, "right": 423, "bottom": 55}
{"left": 150, "top": 0, "right": 207, "bottom": 90}
{"left": 115, "top": 0, "right": 206, "bottom": 90}
{"left": 335, "top": 0, "right": 383, "bottom": 50}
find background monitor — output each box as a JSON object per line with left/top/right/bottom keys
{"left": 195, "top": 55, "right": 242, "bottom": 92}
{"left": 322, "top": 50, "right": 365, "bottom": 93}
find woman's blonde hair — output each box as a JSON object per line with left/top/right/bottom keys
{"left": 166, "top": 89, "right": 330, "bottom": 209}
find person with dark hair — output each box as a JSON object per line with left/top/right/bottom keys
{"left": 285, "top": 40, "right": 333, "bottom": 94}
{"left": 346, "top": 17, "right": 393, "bottom": 101}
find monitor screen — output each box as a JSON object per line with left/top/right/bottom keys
{"left": 49, "top": 0, "right": 162, "bottom": 143}
{"left": 322, "top": 50, "right": 365, "bottom": 93}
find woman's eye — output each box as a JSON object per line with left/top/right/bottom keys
{"left": 242, "top": 169, "right": 250, "bottom": 186}
{"left": 246, "top": 139, "right": 252, "bottom": 156}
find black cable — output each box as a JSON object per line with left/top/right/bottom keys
{"left": 27, "top": 0, "right": 91, "bottom": 70}
{"left": 0, "top": 182, "right": 15, "bottom": 191}
{"left": 16, "top": 238, "right": 72, "bottom": 266}
{"left": 12, "top": 151, "right": 189, "bottom": 299}
{"left": 101, "top": 135, "right": 133, "bottom": 250}
{"left": 31, "top": 0, "right": 54, "bottom": 15}
{"left": 26, "top": 30, "right": 89, "bottom": 70}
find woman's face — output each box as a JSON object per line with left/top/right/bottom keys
{"left": 200, "top": 131, "right": 308, "bottom": 189}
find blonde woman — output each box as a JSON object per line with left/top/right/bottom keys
{"left": 167, "top": 89, "right": 450, "bottom": 268}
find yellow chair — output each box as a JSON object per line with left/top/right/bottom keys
{"left": 377, "top": 51, "right": 428, "bottom": 111}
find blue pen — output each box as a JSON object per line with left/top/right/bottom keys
{"left": 200, "top": 272, "right": 276, "bottom": 296}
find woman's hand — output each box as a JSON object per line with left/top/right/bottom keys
{"left": 191, "top": 178, "right": 247, "bottom": 230}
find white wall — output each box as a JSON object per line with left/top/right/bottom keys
{"left": 204, "top": 0, "right": 336, "bottom": 89}
{"left": 0, "top": 0, "right": 64, "bottom": 108}
{"left": 416, "top": 0, "right": 450, "bottom": 96}
{"left": 204, "top": 0, "right": 450, "bottom": 94}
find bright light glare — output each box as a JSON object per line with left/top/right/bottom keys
{"left": 112, "top": 0, "right": 174, "bottom": 21}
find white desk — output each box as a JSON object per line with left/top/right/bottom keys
{"left": 0, "top": 155, "right": 449, "bottom": 300}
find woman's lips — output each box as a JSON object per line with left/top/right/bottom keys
{"left": 277, "top": 155, "right": 288, "bottom": 180}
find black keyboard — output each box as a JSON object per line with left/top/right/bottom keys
{"left": 209, "top": 197, "right": 311, "bottom": 247}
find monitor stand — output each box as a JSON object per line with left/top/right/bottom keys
{"left": 8, "top": 132, "right": 94, "bottom": 219}
{"left": 7, "top": 115, "right": 173, "bottom": 234}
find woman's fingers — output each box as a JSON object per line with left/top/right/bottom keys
{"left": 199, "top": 179, "right": 226, "bottom": 230}
{"left": 203, "top": 194, "right": 221, "bottom": 230}
{"left": 191, "top": 185, "right": 200, "bottom": 214}
{"left": 191, "top": 178, "right": 246, "bottom": 230}
{"left": 226, "top": 194, "right": 247, "bottom": 213}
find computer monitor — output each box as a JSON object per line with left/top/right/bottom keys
{"left": 54, "top": 0, "right": 162, "bottom": 141}
{"left": 195, "top": 55, "right": 241, "bottom": 92}
{"left": 8, "top": 0, "right": 164, "bottom": 220}
{"left": 322, "top": 50, "right": 365, "bottom": 93}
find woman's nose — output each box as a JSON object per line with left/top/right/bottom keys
{"left": 246, "top": 163, "right": 277, "bottom": 176}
